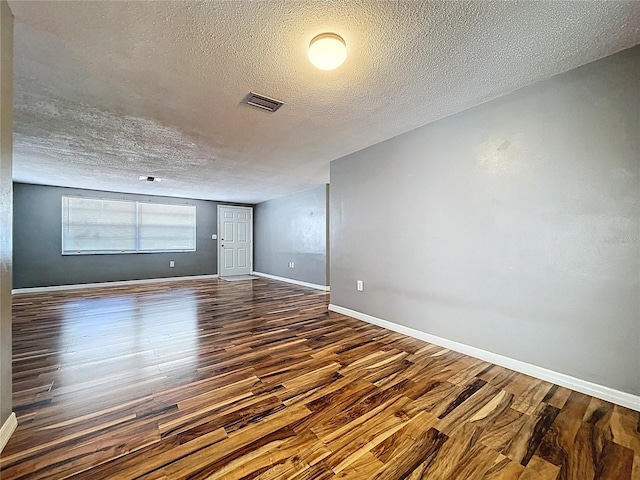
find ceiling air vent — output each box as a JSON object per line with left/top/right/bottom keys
{"left": 242, "top": 92, "right": 284, "bottom": 112}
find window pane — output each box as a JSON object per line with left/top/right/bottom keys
{"left": 62, "top": 197, "right": 137, "bottom": 253}
{"left": 138, "top": 203, "right": 196, "bottom": 251}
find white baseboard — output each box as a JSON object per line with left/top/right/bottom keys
{"left": 252, "top": 272, "right": 330, "bottom": 292}
{"left": 12, "top": 274, "right": 219, "bottom": 294}
{"left": 0, "top": 412, "right": 17, "bottom": 453}
{"left": 328, "top": 304, "right": 640, "bottom": 412}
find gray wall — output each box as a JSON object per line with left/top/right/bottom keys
{"left": 13, "top": 183, "right": 226, "bottom": 288}
{"left": 255, "top": 185, "right": 328, "bottom": 286}
{"left": 330, "top": 46, "right": 640, "bottom": 396}
{"left": 0, "top": 0, "right": 12, "bottom": 426}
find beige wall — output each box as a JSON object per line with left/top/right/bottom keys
{"left": 330, "top": 46, "right": 640, "bottom": 396}
{"left": 0, "top": 0, "right": 12, "bottom": 425}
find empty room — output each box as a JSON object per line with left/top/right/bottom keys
{"left": 0, "top": 1, "right": 639, "bottom": 479}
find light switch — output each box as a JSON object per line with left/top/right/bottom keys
{"left": 211, "top": 234, "right": 217, "bottom": 240}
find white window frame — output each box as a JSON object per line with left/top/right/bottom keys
{"left": 62, "top": 195, "right": 197, "bottom": 255}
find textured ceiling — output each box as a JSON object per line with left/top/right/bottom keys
{"left": 9, "top": 1, "right": 640, "bottom": 203}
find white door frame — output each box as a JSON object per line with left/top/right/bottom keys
{"left": 217, "top": 205, "right": 253, "bottom": 277}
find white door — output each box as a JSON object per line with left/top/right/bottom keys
{"left": 217, "top": 205, "right": 253, "bottom": 277}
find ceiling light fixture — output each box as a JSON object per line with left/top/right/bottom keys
{"left": 308, "top": 33, "right": 347, "bottom": 71}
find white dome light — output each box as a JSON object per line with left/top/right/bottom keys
{"left": 308, "top": 33, "right": 347, "bottom": 71}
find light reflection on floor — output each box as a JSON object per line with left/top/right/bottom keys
{"left": 58, "top": 289, "right": 198, "bottom": 398}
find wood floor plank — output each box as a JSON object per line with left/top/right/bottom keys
{"left": 412, "top": 423, "right": 487, "bottom": 480}
{"left": 632, "top": 455, "right": 640, "bottom": 480}
{"left": 320, "top": 396, "right": 413, "bottom": 472}
{"left": 595, "top": 440, "right": 635, "bottom": 480}
{"left": 518, "top": 455, "right": 560, "bottom": 480}
{"left": 478, "top": 406, "right": 528, "bottom": 452}
{"left": 333, "top": 452, "right": 384, "bottom": 479}
{"left": 503, "top": 403, "right": 560, "bottom": 467}
{"left": 2, "top": 277, "right": 639, "bottom": 479}
{"left": 541, "top": 385, "right": 573, "bottom": 409}
{"left": 371, "top": 416, "right": 448, "bottom": 480}
{"left": 511, "top": 379, "right": 554, "bottom": 415}
{"left": 610, "top": 405, "right": 640, "bottom": 454}
{"left": 537, "top": 391, "right": 592, "bottom": 470}
{"left": 437, "top": 384, "right": 512, "bottom": 437}
{"left": 480, "top": 455, "right": 524, "bottom": 480}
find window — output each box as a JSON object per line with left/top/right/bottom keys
{"left": 138, "top": 202, "right": 196, "bottom": 252}
{"left": 62, "top": 196, "right": 196, "bottom": 254}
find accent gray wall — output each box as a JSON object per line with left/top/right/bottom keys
{"left": 0, "top": 0, "right": 12, "bottom": 426}
{"left": 13, "top": 183, "right": 227, "bottom": 288}
{"left": 254, "top": 185, "right": 328, "bottom": 286}
{"left": 330, "top": 46, "right": 640, "bottom": 396}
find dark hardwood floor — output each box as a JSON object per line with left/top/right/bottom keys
{"left": 1, "top": 277, "right": 639, "bottom": 479}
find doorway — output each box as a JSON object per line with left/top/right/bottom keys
{"left": 217, "top": 205, "right": 253, "bottom": 277}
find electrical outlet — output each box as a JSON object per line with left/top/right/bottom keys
{"left": 170, "top": 261, "right": 175, "bottom": 268}
{"left": 356, "top": 280, "right": 363, "bottom": 291}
